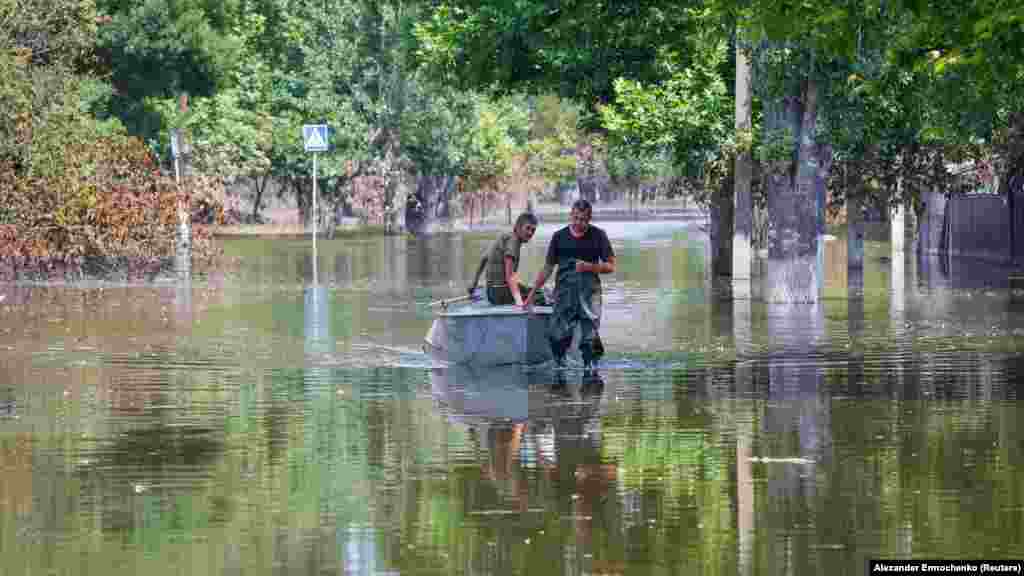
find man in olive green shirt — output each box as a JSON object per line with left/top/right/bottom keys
{"left": 468, "top": 212, "right": 547, "bottom": 306}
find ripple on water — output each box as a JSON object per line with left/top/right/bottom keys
{"left": 3, "top": 225, "right": 1024, "bottom": 573}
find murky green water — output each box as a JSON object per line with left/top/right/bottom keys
{"left": 1, "top": 219, "right": 1022, "bottom": 575}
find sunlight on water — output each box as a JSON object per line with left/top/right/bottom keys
{"left": 1, "top": 219, "right": 1023, "bottom": 575}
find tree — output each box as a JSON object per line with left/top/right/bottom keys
{"left": 599, "top": 36, "right": 733, "bottom": 207}
{"left": 884, "top": 0, "right": 1024, "bottom": 187}
{"left": 94, "top": 0, "right": 244, "bottom": 139}
{"left": 415, "top": 1, "right": 708, "bottom": 206}
{"left": 415, "top": 1, "right": 698, "bottom": 113}
{"left": 150, "top": 8, "right": 274, "bottom": 196}
{"left": 524, "top": 94, "right": 578, "bottom": 205}
{"left": 0, "top": 0, "right": 103, "bottom": 173}
{"left": 460, "top": 95, "right": 531, "bottom": 223}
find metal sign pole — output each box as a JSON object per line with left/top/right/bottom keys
{"left": 313, "top": 151, "right": 318, "bottom": 286}
{"left": 303, "top": 123, "right": 328, "bottom": 287}
{"left": 171, "top": 129, "right": 181, "bottom": 186}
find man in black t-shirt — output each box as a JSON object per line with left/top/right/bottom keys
{"left": 524, "top": 199, "right": 615, "bottom": 369}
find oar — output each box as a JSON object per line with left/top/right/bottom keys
{"left": 426, "top": 294, "right": 474, "bottom": 309}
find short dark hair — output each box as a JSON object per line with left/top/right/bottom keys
{"left": 514, "top": 212, "right": 538, "bottom": 229}
{"left": 571, "top": 198, "right": 592, "bottom": 216}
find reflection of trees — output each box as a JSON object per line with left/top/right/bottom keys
{"left": 748, "top": 398, "right": 1024, "bottom": 571}
{"left": 9, "top": 349, "right": 383, "bottom": 574}
{"left": 0, "top": 432, "right": 34, "bottom": 551}
{"left": 602, "top": 397, "right": 734, "bottom": 573}
{"left": 405, "top": 233, "right": 466, "bottom": 288}
{"left": 92, "top": 424, "right": 222, "bottom": 470}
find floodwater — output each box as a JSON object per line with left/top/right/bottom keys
{"left": 1, "top": 217, "right": 1022, "bottom": 576}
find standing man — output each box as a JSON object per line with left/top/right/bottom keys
{"left": 524, "top": 199, "right": 615, "bottom": 369}
{"left": 468, "top": 212, "right": 547, "bottom": 306}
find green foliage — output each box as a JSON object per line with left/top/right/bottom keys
{"left": 414, "top": 0, "right": 701, "bottom": 119}
{"left": 399, "top": 82, "right": 479, "bottom": 175}
{"left": 0, "top": 0, "right": 103, "bottom": 169}
{"left": 149, "top": 8, "right": 274, "bottom": 185}
{"left": 0, "top": 0, "right": 98, "bottom": 64}
{"left": 5, "top": 0, "right": 1024, "bottom": 279}
{"left": 745, "top": 0, "right": 1024, "bottom": 203}
{"left": 462, "top": 95, "right": 529, "bottom": 191}
{"left": 600, "top": 38, "right": 733, "bottom": 204}
{"left": 524, "top": 95, "right": 579, "bottom": 195}
{"left": 95, "top": 0, "right": 244, "bottom": 137}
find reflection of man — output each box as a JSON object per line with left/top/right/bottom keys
{"left": 471, "top": 423, "right": 529, "bottom": 511}
{"left": 524, "top": 199, "right": 614, "bottom": 369}
{"left": 468, "top": 212, "right": 547, "bottom": 306}
{"left": 541, "top": 375, "right": 618, "bottom": 575}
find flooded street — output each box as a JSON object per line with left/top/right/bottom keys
{"left": 1, "top": 218, "right": 1023, "bottom": 575}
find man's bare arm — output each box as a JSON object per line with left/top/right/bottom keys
{"left": 468, "top": 255, "right": 487, "bottom": 294}
{"left": 574, "top": 255, "right": 616, "bottom": 274}
{"left": 504, "top": 256, "right": 523, "bottom": 305}
{"left": 523, "top": 263, "right": 555, "bottom": 307}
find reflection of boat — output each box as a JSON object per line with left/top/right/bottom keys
{"left": 424, "top": 300, "right": 556, "bottom": 366}
{"left": 430, "top": 364, "right": 551, "bottom": 423}
{"left": 430, "top": 363, "right": 605, "bottom": 425}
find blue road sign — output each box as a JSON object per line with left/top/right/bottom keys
{"left": 303, "top": 124, "right": 329, "bottom": 153}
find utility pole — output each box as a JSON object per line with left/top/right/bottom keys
{"left": 171, "top": 92, "right": 191, "bottom": 279}
{"left": 733, "top": 36, "right": 753, "bottom": 300}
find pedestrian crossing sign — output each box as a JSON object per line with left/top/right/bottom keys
{"left": 303, "top": 124, "right": 329, "bottom": 152}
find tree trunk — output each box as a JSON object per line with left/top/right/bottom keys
{"left": 847, "top": 188, "right": 864, "bottom": 270}
{"left": 733, "top": 38, "right": 754, "bottom": 297}
{"left": 577, "top": 173, "right": 596, "bottom": 204}
{"left": 174, "top": 93, "right": 192, "bottom": 279}
{"left": 406, "top": 174, "right": 454, "bottom": 235}
{"left": 1005, "top": 166, "right": 1024, "bottom": 265}
{"left": 575, "top": 137, "right": 608, "bottom": 204}
{"left": 891, "top": 177, "right": 906, "bottom": 257}
{"left": 294, "top": 178, "right": 310, "bottom": 226}
{"left": 766, "top": 79, "right": 823, "bottom": 303}
{"left": 710, "top": 175, "right": 735, "bottom": 283}
{"left": 251, "top": 175, "right": 269, "bottom": 223}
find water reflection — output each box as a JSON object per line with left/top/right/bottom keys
{"left": 2, "top": 218, "right": 1024, "bottom": 575}
{"left": 430, "top": 364, "right": 614, "bottom": 575}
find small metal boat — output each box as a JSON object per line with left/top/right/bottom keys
{"left": 423, "top": 289, "right": 592, "bottom": 367}
{"left": 424, "top": 297, "right": 556, "bottom": 366}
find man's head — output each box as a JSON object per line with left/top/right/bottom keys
{"left": 514, "top": 212, "right": 539, "bottom": 242}
{"left": 569, "top": 198, "right": 592, "bottom": 235}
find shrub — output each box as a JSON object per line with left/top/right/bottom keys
{"left": 0, "top": 135, "right": 223, "bottom": 280}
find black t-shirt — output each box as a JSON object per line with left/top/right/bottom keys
{"left": 545, "top": 225, "right": 614, "bottom": 288}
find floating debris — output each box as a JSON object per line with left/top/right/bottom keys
{"left": 747, "top": 456, "right": 816, "bottom": 465}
